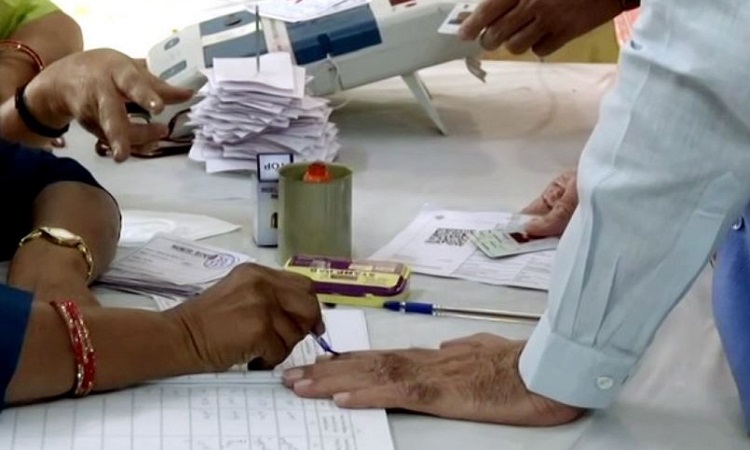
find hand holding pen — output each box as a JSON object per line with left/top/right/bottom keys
{"left": 248, "top": 334, "right": 338, "bottom": 370}
{"left": 166, "top": 263, "right": 326, "bottom": 373}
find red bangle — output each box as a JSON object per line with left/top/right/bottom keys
{"left": 0, "top": 40, "right": 45, "bottom": 72}
{"left": 51, "top": 300, "right": 96, "bottom": 397}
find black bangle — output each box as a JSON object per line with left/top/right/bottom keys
{"left": 14, "top": 84, "right": 70, "bottom": 138}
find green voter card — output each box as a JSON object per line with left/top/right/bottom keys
{"left": 471, "top": 229, "right": 559, "bottom": 258}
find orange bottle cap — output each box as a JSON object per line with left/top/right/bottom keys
{"left": 303, "top": 162, "right": 332, "bottom": 183}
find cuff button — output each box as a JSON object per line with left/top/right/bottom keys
{"left": 596, "top": 376, "right": 614, "bottom": 390}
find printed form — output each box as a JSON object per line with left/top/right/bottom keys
{"left": 0, "top": 310, "right": 395, "bottom": 450}
{"left": 370, "top": 209, "right": 555, "bottom": 290}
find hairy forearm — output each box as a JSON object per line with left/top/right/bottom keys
{"left": 5, "top": 304, "right": 197, "bottom": 404}
{"left": 8, "top": 181, "right": 121, "bottom": 289}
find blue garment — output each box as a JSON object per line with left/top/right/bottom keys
{"left": 0, "top": 138, "right": 105, "bottom": 410}
{"left": 713, "top": 209, "right": 750, "bottom": 432}
{"left": 0, "top": 286, "right": 33, "bottom": 411}
{"left": 0, "top": 139, "right": 102, "bottom": 259}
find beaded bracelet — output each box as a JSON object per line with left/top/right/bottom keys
{"left": 0, "top": 40, "right": 45, "bottom": 72}
{"left": 51, "top": 300, "right": 96, "bottom": 397}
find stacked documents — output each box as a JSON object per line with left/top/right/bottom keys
{"left": 97, "top": 234, "right": 252, "bottom": 299}
{"left": 188, "top": 52, "right": 339, "bottom": 174}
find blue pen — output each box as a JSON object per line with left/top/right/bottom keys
{"left": 313, "top": 334, "right": 340, "bottom": 356}
{"left": 382, "top": 301, "right": 541, "bottom": 322}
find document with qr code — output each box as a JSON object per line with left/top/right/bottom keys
{"left": 369, "top": 209, "right": 554, "bottom": 290}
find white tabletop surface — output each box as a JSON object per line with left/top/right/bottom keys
{"left": 60, "top": 61, "right": 748, "bottom": 449}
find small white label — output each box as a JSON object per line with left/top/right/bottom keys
{"left": 257, "top": 153, "right": 294, "bottom": 181}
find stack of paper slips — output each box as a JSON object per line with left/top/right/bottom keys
{"left": 97, "top": 234, "right": 253, "bottom": 300}
{"left": 188, "top": 52, "right": 340, "bottom": 174}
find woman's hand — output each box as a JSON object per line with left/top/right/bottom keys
{"left": 23, "top": 49, "right": 193, "bottom": 161}
{"left": 166, "top": 263, "right": 325, "bottom": 372}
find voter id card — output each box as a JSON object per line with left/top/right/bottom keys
{"left": 471, "top": 229, "right": 559, "bottom": 258}
{"left": 438, "top": 3, "right": 477, "bottom": 35}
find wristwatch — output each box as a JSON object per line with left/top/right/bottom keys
{"left": 19, "top": 227, "right": 94, "bottom": 282}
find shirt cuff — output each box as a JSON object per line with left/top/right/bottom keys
{"left": 519, "top": 314, "right": 640, "bottom": 409}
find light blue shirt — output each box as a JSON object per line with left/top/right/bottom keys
{"left": 519, "top": 0, "right": 750, "bottom": 408}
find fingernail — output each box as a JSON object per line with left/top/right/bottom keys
{"left": 293, "top": 379, "right": 313, "bottom": 390}
{"left": 333, "top": 392, "right": 350, "bottom": 404}
{"left": 148, "top": 99, "right": 158, "bottom": 110}
{"left": 283, "top": 368, "right": 304, "bottom": 381}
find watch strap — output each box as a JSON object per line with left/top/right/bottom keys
{"left": 19, "top": 228, "right": 95, "bottom": 283}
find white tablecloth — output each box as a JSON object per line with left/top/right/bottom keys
{"left": 59, "top": 61, "right": 748, "bottom": 449}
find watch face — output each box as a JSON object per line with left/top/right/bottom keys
{"left": 41, "top": 227, "right": 80, "bottom": 243}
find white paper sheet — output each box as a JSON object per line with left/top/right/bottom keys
{"left": 119, "top": 210, "right": 240, "bottom": 247}
{"left": 0, "top": 310, "right": 394, "bottom": 450}
{"left": 98, "top": 235, "right": 254, "bottom": 299}
{"left": 106, "top": 234, "right": 251, "bottom": 286}
{"left": 214, "top": 54, "right": 295, "bottom": 89}
{"left": 370, "top": 209, "right": 555, "bottom": 290}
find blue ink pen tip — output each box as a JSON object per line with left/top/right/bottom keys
{"left": 314, "top": 335, "right": 340, "bottom": 356}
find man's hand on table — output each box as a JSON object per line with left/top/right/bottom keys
{"left": 458, "top": 0, "right": 624, "bottom": 56}
{"left": 282, "top": 333, "right": 584, "bottom": 425}
{"left": 522, "top": 169, "right": 578, "bottom": 237}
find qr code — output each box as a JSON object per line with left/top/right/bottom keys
{"left": 425, "top": 228, "right": 472, "bottom": 246}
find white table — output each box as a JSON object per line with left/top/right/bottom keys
{"left": 62, "top": 61, "right": 748, "bottom": 449}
